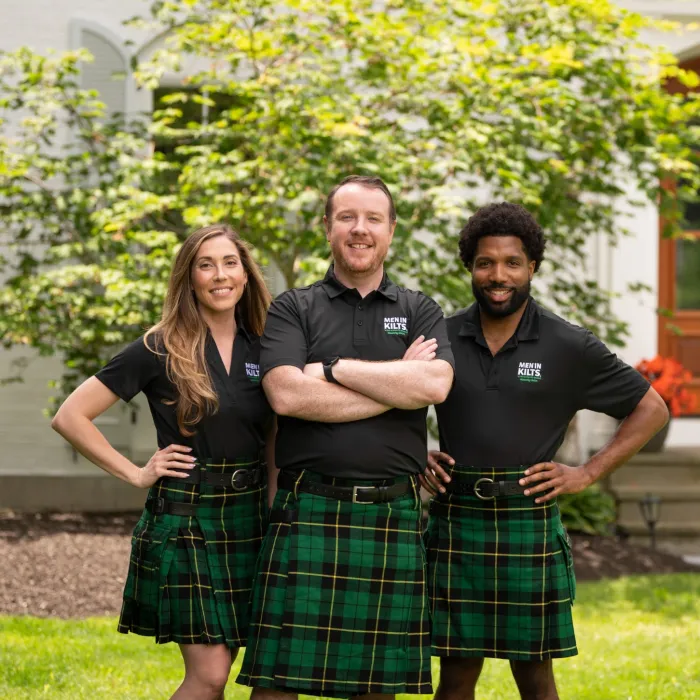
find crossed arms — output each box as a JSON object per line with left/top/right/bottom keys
{"left": 263, "top": 336, "right": 454, "bottom": 422}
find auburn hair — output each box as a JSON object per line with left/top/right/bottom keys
{"left": 145, "top": 224, "right": 271, "bottom": 436}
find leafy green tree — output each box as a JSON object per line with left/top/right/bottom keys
{"left": 124, "top": 0, "right": 700, "bottom": 337}
{"left": 0, "top": 49, "right": 178, "bottom": 403}
{"left": 1, "top": 0, "right": 699, "bottom": 406}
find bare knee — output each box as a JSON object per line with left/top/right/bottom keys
{"left": 176, "top": 644, "right": 232, "bottom": 700}
{"left": 182, "top": 664, "right": 230, "bottom": 699}
{"left": 510, "top": 660, "right": 558, "bottom": 700}
{"left": 436, "top": 657, "right": 484, "bottom": 700}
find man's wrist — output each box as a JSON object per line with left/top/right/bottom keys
{"left": 580, "top": 463, "right": 597, "bottom": 488}
{"left": 323, "top": 356, "right": 342, "bottom": 385}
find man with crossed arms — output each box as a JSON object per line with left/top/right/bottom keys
{"left": 238, "top": 175, "right": 455, "bottom": 699}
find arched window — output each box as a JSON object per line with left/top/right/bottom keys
{"left": 69, "top": 20, "right": 129, "bottom": 116}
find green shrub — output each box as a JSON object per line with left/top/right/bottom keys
{"left": 559, "top": 485, "right": 616, "bottom": 535}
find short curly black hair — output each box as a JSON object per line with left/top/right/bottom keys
{"left": 458, "top": 202, "right": 546, "bottom": 272}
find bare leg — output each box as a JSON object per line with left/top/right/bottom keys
{"left": 434, "top": 657, "right": 485, "bottom": 700}
{"left": 251, "top": 684, "right": 389, "bottom": 700}
{"left": 250, "top": 687, "right": 298, "bottom": 700}
{"left": 170, "top": 644, "right": 236, "bottom": 700}
{"left": 510, "top": 659, "right": 559, "bottom": 700}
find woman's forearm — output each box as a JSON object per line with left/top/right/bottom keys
{"left": 52, "top": 411, "right": 142, "bottom": 486}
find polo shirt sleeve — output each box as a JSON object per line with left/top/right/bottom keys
{"left": 411, "top": 294, "right": 455, "bottom": 369}
{"left": 578, "top": 331, "right": 650, "bottom": 419}
{"left": 95, "top": 335, "right": 162, "bottom": 403}
{"left": 260, "top": 291, "right": 308, "bottom": 377}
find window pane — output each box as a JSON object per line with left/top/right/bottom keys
{"left": 676, "top": 238, "right": 700, "bottom": 310}
{"left": 683, "top": 200, "right": 700, "bottom": 231}
{"left": 153, "top": 87, "right": 204, "bottom": 126}
{"left": 81, "top": 29, "right": 127, "bottom": 116}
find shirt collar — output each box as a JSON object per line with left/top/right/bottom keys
{"left": 458, "top": 297, "right": 540, "bottom": 346}
{"left": 236, "top": 319, "right": 253, "bottom": 343}
{"left": 515, "top": 297, "right": 540, "bottom": 342}
{"left": 204, "top": 316, "right": 253, "bottom": 345}
{"left": 457, "top": 303, "right": 486, "bottom": 346}
{"left": 321, "top": 264, "right": 399, "bottom": 302}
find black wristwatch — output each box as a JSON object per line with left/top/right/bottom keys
{"left": 323, "top": 356, "right": 342, "bottom": 385}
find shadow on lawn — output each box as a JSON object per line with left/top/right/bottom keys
{"left": 576, "top": 573, "right": 700, "bottom": 621}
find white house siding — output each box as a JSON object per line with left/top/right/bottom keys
{"left": 0, "top": 1, "right": 698, "bottom": 480}
{"left": 581, "top": 1, "right": 700, "bottom": 452}
{"left": 0, "top": 1, "right": 152, "bottom": 476}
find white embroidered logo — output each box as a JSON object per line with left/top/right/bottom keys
{"left": 245, "top": 362, "right": 260, "bottom": 383}
{"left": 518, "top": 362, "right": 542, "bottom": 383}
{"left": 383, "top": 316, "right": 408, "bottom": 336}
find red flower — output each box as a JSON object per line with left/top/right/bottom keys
{"left": 635, "top": 355, "right": 697, "bottom": 417}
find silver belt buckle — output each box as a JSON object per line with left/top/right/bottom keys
{"left": 231, "top": 469, "right": 248, "bottom": 491}
{"left": 352, "top": 485, "right": 375, "bottom": 504}
{"left": 474, "top": 477, "right": 495, "bottom": 501}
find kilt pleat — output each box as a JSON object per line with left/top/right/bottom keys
{"left": 237, "top": 472, "right": 433, "bottom": 698}
{"left": 425, "top": 465, "right": 577, "bottom": 661}
{"left": 118, "top": 457, "right": 267, "bottom": 648}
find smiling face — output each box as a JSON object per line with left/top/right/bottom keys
{"left": 190, "top": 235, "right": 247, "bottom": 317}
{"left": 324, "top": 183, "right": 396, "bottom": 281}
{"left": 470, "top": 235, "right": 536, "bottom": 319}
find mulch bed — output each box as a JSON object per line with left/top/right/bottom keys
{"left": 1, "top": 511, "right": 698, "bottom": 619}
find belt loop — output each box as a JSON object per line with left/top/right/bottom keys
{"left": 293, "top": 469, "right": 305, "bottom": 499}
{"left": 410, "top": 475, "right": 420, "bottom": 511}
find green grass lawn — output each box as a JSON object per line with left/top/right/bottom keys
{"left": 1, "top": 574, "right": 699, "bottom": 700}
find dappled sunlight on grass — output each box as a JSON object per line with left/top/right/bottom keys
{"left": 574, "top": 573, "right": 700, "bottom": 620}
{"left": 1, "top": 575, "right": 698, "bottom": 699}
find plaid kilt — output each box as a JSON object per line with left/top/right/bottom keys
{"left": 237, "top": 471, "right": 433, "bottom": 698}
{"left": 425, "top": 465, "right": 577, "bottom": 661}
{"left": 118, "top": 457, "right": 267, "bottom": 648}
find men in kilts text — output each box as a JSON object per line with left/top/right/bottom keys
{"left": 420, "top": 203, "right": 669, "bottom": 700}
{"left": 238, "top": 175, "right": 455, "bottom": 699}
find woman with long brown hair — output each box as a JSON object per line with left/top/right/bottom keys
{"left": 52, "top": 224, "right": 275, "bottom": 699}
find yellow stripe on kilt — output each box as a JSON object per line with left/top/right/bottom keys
{"left": 431, "top": 644, "right": 579, "bottom": 655}
{"left": 291, "top": 571, "right": 418, "bottom": 584}
{"left": 274, "top": 674, "right": 424, "bottom": 687}
{"left": 437, "top": 597, "right": 572, "bottom": 605}
{"left": 284, "top": 623, "right": 427, "bottom": 635}
{"left": 291, "top": 520, "right": 417, "bottom": 533}
{"left": 431, "top": 547, "right": 563, "bottom": 558}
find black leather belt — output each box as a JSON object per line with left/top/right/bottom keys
{"left": 167, "top": 466, "right": 262, "bottom": 491}
{"left": 147, "top": 465, "right": 263, "bottom": 516}
{"left": 269, "top": 508, "right": 296, "bottom": 524}
{"left": 277, "top": 471, "right": 413, "bottom": 504}
{"left": 145, "top": 497, "right": 200, "bottom": 517}
{"left": 445, "top": 477, "right": 527, "bottom": 500}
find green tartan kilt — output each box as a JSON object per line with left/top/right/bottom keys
{"left": 425, "top": 465, "right": 577, "bottom": 661}
{"left": 118, "top": 457, "right": 267, "bottom": 648}
{"left": 237, "top": 471, "right": 433, "bottom": 698}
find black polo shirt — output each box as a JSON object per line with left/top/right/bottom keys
{"left": 95, "top": 326, "right": 273, "bottom": 460}
{"left": 261, "top": 265, "right": 455, "bottom": 479}
{"left": 435, "top": 298, "right": 650, "bottom": 467}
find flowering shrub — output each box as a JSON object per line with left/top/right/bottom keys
{"left": 635, "top": 356, "right": 697, "bottom": 417}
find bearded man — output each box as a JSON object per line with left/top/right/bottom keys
{"left": 238, "top": 175, "right": 455, "bottom": 699}
{"left": 420, "top": 202, "right": 668, "bottom": 700}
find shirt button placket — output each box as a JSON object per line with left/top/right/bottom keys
{"left": 354, "top": 302, "right": 367, "bottom": 346}
{"left": 486, "top": 357, "right": 500, "bottom": 390}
